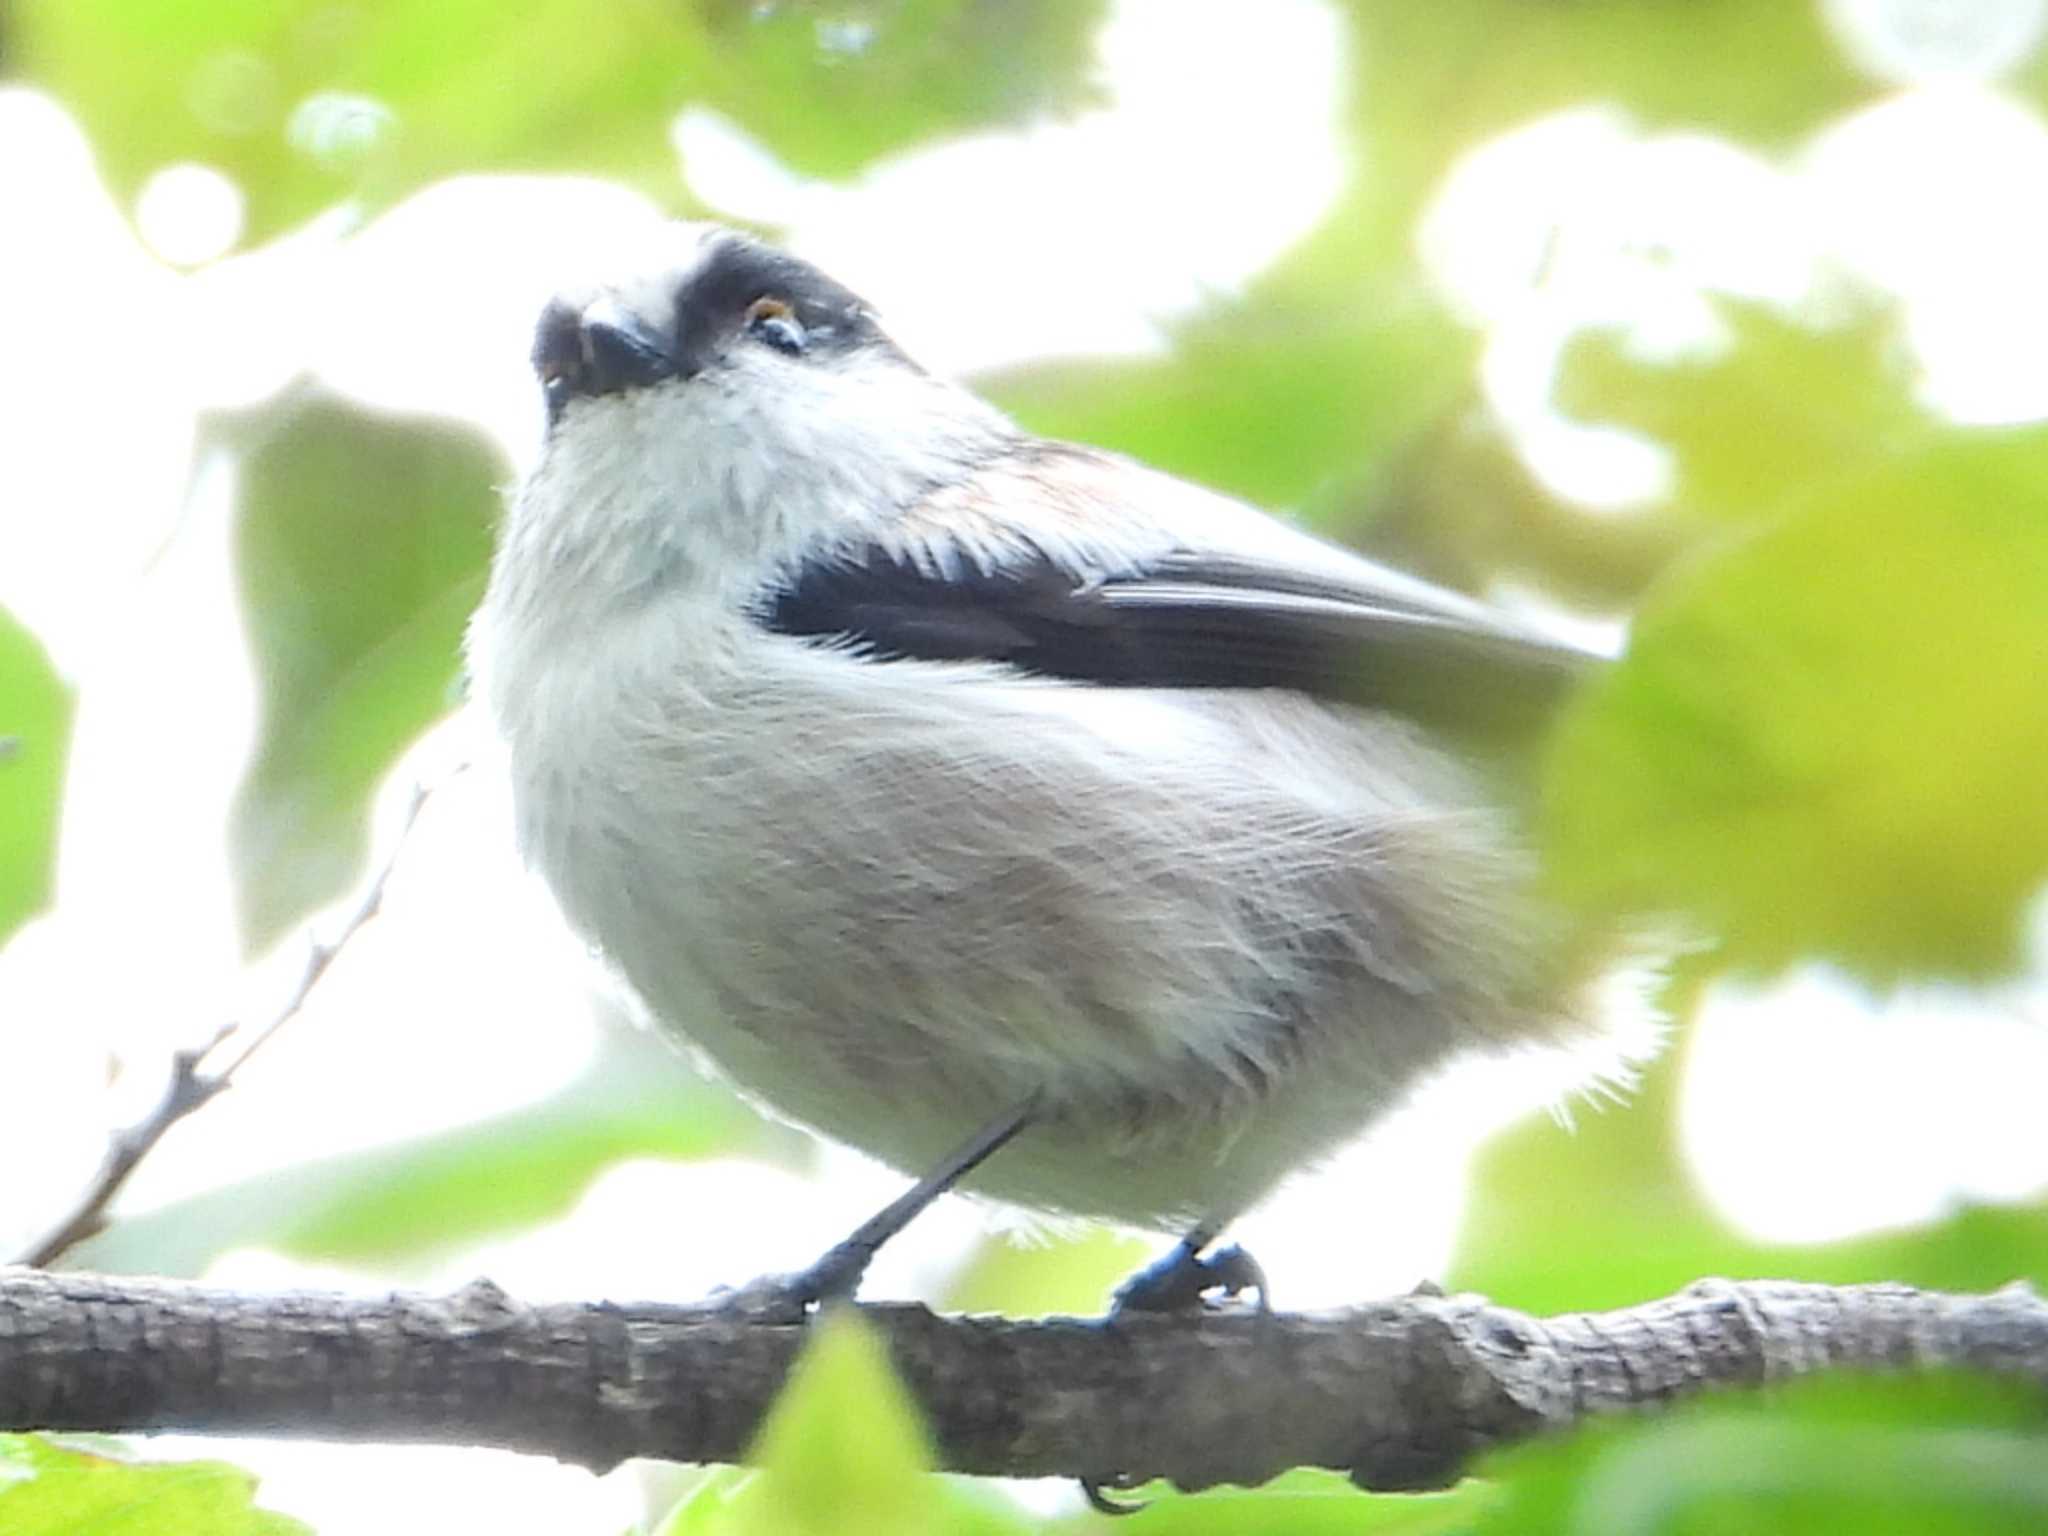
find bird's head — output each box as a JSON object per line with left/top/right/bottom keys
{"left": 509, "top": 226, "right": 1014, "bottom": 607}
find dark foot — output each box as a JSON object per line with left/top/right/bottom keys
{"left": 711, "top": 1100, "right": 1038, "bottom": 1320}
{"left": 1110, "top": 1237, "right": 1269, "bottom": 1317}
{"left": 709, "top": 1237, "right": 876, "bottom": 1322}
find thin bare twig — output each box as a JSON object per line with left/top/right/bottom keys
{"left": 14, "top": 781, "right": 441, "bottom": 1269}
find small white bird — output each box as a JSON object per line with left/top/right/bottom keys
{"left": 468, "top": 225, "right": 1639, "bottom": 1313}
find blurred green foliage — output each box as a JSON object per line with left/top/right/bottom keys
{"left": 70, "top": 1024, "right": 807, "bottom": 1278}
{"left": 942, "top": 1224, "right": 1151, "bottom": 1319}
{"left": 990, "top": 0, "right": 1868, "bottom": 512}
{"left": 0, "top": 609, "right": 72, "bottom": 949}
{"left": 5, "top": 0, "right": 2048, "bottom": 1530}
{"left": 1468, "top": 1372, "right": 2048, "bottom": 1535}
{"left": 1555, "top": 300, "right": 1935, "bottom": 530}
{"left": 0, "top": 1435, "right": 308, "bottom": 1535}
{"left": 1449, "top": 1024, "right": 2048, "bottom": 1314}
{"left": 7, "top": 0, "right": 1107, "bottom": 251}
{"left": 1547, "top": 429, "right": 2048, "bottom": 981}
{"left": 224, "top": 387, "right": 499, "bottom": 951}
{"left": 658, "top": 1311, "right": 1034, "bottom": 1536}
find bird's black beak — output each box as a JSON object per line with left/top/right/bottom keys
{"left": 533, "top": 295, "right": 677, "bottom": 420}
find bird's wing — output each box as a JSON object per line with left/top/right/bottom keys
{"left": 757, "top": 443, "right": 1605, "bottom": 737}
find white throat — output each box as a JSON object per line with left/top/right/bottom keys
{"left": 469, "top": 340, "right": 1015, "bottom": 724}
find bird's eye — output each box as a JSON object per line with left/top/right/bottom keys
{"left": 745, "top": 295, "right": 808, "bottom": 356}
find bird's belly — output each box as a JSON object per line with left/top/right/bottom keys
{"left": 509, "top": 651, "right": 1594, "bottom": 1229}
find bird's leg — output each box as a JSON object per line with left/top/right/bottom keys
{"left": 717, "top": 1097, "right": 1038, "bottom": 1319}
{"left": 1109, "top": 1225, "right": 1269, "bottom": 1317}
{"left": 1080, "top": 1226, "right": 1273, "bottom": 1510}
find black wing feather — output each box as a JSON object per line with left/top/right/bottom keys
{"left": 761, "top": 541, "right": 1600, "bottom": 740}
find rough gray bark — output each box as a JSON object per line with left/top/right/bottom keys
{"left": 1, "top": 1269, "right": 2042, "bottom": 1490}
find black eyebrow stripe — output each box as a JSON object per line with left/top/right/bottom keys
{"left": 673, "top": 234, "right": 899, "bottom": 372}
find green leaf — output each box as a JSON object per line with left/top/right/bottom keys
{"left": 1543, "top": 428, "right": 2048, "bottom": 982}
{"left": 731, "top": 1312, "right": 950, "bottom": 1536}
{"left": 655, "top": 1312, "right": 1042, "bottom": 1535}
{"left": 1470, "top": 1373, "right": 2048, "bottom": 1536}
{"left": 225, "top": 388, "right": 499, "bottom": 953}
{"left": 72, "top": 1025, "right": 807, "bottom": 1276}
{"left": 1556, "top": 299, "right": 1937, "bottom": 528}
{"left": 0, "top": 609, "right": 73, "bottom": 951}
{"left": 8, "top": 0, "right": 1104, "bottom": 251}
{"left": 653, "top": 1467, "right": 756, "bottom": 1536}
{"left": 0, "top": 1435, "right": 310, "bottom": 1535}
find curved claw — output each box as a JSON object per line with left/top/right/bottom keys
{"left": 1198, "top": 1243, "right": 1270, "bottom": 1310}
{"left": 1078, "top": 1475, "right": 1148, "bottom": 1516}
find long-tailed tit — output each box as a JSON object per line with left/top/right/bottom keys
{"left": 468, "top": 226, "right": 1641, "bottom": 1314}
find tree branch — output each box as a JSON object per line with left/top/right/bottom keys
{"left": 2, "top": 1270, "right": 2041, "bottom": 1490}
